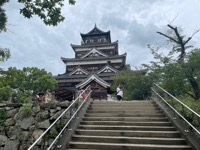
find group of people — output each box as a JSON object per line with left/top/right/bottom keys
{"left": 116, "top": 84, "right": 124, "bottom": 101}
{"left": 36, "top": 90, "right": 52, "bottom": 104}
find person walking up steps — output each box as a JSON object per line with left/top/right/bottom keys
{"left": 117, "top": 85, "right": 123, "bottom": 101}
{"left": 116, "top": 84, "right": 120, "bottom": 95}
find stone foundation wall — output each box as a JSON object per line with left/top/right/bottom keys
{"left": 0, "top": 101, "right": 70, "bottom": 150}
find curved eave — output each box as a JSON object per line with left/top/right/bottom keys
{"left": 55, "top": 72, "right": 117, "bottom": 79}
{"left": 61, "top": 53, "right": 127, "bottom": 63}
{"left": 80, "top": 25, "right": 110, "bottom": 35}
{"left": 71, "top": 40, "right": 118, "bottom": 49}
{"left": 80, "top": 31, "right": 110, "bottom": 36}
{"left": 76, "top": 74, "right": 110, "bottom": 89}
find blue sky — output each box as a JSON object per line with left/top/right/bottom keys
{"left": 1, "top": 0, "right": 200, "bottom": 75}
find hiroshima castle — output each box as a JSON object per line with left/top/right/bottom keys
{"left": 55, "top": 25, "right": 127, "bottom": 100}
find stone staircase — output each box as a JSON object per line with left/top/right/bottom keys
{"left": 66, "top": 100, "right": 193, "bottom": 150}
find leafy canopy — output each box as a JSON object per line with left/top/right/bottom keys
{"left": 112, "top": 68, "right": 153, "bottom": 100}
{"left": 0, "top": 0, "right": 76, "bottom": 32}
{"left": 0, "top": 67, "right": 57, "bottom": 103}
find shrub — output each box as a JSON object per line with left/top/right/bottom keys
{"left": 20, "top": 103, "right": 32, "bottom": 118}
{"left": 0, "top": 108, "right": 7, "bottom": 121}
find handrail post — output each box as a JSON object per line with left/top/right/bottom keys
{"left": 170, "top": 98, "right": 177, "bottom": 119}
{"left": 43, "top": 134, "right": 46, "bottom": 150}
{"left": 69, "top": 106, "right": 72, "bottom": 129}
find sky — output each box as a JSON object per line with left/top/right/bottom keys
{"left": 1, "top": 0, "right": 200, "bottom": 75}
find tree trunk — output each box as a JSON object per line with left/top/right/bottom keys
{"left": 187, "top": 75, "right": 200, "bottom": 100}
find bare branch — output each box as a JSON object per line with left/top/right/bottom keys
{"left": 184, "top": 37, "right": 192, "bottom": 46}
{"left": 183, "top": 29, "right": 199, "bottom": 45}
{"left": 168, "top": 13, "right": 179, "bottom": 25}
{"left": 156, "top": 31, "right": 178, "bottom": 43}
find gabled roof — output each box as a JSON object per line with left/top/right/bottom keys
{"left": 68, "top": 66, "right": 89, "bottom": 76}
{"left": 97, "top": 64, "right": 118, "bottom": 74}
{"left": 76, "top": 74, "right": 110, "bottom": 89}
{"left": 61, "top": 53, "right": 127, "bottom": 63}
{"left": 80, "top": 24, "right": 110, "bottom": 36}
{"left": 81, "top": 47, "right": 108, "bottom": 58}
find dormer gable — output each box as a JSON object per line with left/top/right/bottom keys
{"left": 97, "top": 64, "right": 118, "bottom": 74}
{"left": 76, "top": 74, "right": 110, "bottom": 89}
{"left": 81, "top": 47, "right": 108, "bottom": 58}
{"left": 69, "top": 67, "right": 89, "bottom": 76}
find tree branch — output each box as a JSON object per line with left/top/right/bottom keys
{"left": 156, "top": 31, "right": 178, "bottom": 43}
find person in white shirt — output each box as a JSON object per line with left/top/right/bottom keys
{"left": 116, "top": 84, "right": 120, "bottom": 95}
{"left": 117, "top": 86, "right": 123, "bottom": 101}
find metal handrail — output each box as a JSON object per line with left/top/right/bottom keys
{"left": 47, "top": 90, "right": 92, "bottom": 149}
{"left": 28, "top": 85, "right": 91, "bottom": 150}
{"left": 152, "top": 83, "right": 200, "bottom": 135}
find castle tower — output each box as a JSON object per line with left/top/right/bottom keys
{"left": 55, "top": 25, "right": 126, "bottom": 100}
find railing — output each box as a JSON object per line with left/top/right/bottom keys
{"left": 28, "top": 85, "right": 92, "bottom": 150}
{"left": 151, "top": 83, "right": 200, "bottom": 135}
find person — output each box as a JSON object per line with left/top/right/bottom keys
{"left": 116, "top": 84, "right": 121, "bottom": 95}
{"left": 36, "top": 91, "right": 45, "bottom": 104}
{"left": 44, "top": 89, "right": 52, "bottom": 103}
{"left": 117, "top": 86, "right": 123, "bottom": 101}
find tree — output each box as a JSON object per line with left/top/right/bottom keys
{"left": 148, "top": 24, "right": 200, "bottom": 100}
{"left": 0, "top": 67, "right": 57, "bottom": 102}
{"left": 157, "top": 24, "right": 198, "bottom": 65}
{"left": 0, "top": 47, "right": 10, "bottom": 92}
{"left": 0, "top": 47, "right": 10, "bottom": 62}
{"left": 112, "top": 69, "right": 153, "bottom": 100}
{"left": 0, "top": 0, "right": 76, "bottom": 32}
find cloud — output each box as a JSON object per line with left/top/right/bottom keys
{"left": 1, "top": 0, "right": 200, "bottom": 75}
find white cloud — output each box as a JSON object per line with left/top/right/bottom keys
{"left": 1, "top": 0, "right": 200, "bottom": 75}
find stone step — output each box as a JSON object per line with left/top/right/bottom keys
{"left": 82, "top": 117, "right": 168, "bottom": 122}
{"left": 90, "top": 104, "right": 157, "bottom": 107}
{"left": 78, "top": 125, "right": 177, "bottom": 131}
{"left": 92, "top": 100, "right": 154, "bottom": 104}
{"left": 86, "top": 109, "right": 162, "bottom": 113}
{"left": 80, "top": 121, "right": 172, "bottom": 126}
{"left": 68, "top": 142, "right": 192, "bottom": 150}
{"left": 66, "top": 100, "right": 192, "bottom": 150}
{"left": 88, "top": 106, "right": 160, "bottom": 110}
{"left": 85, "top": 113, "right": 165, "bottom": 117}
{"left": 75, "top": 129, "right": 181, "bottom": 138}
{"left": 71, "top": 135, "right": 187, "bottom": 145}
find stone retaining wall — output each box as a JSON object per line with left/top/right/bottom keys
{"left": 0, "top": 101, "right": 70, "bottom": 150}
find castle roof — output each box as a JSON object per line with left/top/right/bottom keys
{"left": 61, "top": 53, "right": 127, "bottom": 64}
{"left": 80, "top": 24, "right": 110, "bottom": 36}
{"left": 70, "top": 40, "right": 118, "bottom": 51}
{"left": 76, "top": 74, "right": 110, "bottom": 89}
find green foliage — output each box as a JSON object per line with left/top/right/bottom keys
{"left": 11, "top": 91, "right": 30, "bottom": 103}
{"left": 0, "top": 0, "right": 7, "bottom": 32}
{"left": 0, "top": 48, "right": 10, "bottom": 61}
{"left": 1, "top": 0, "right": 76, "bottom": 32}
{"left": 158, "top": 63, "right": 189, "bottom": 96}
{"left": 20, "top": 103, "right": 32, "bottom": 118}
{"left": 152, "top": 25, "right": 200, "bottom": 100}
{"left": 173, "top": 96, "right": 200, "bottom": 127}
{"left": 0, "top": 108, "right": 7, "bottom": 121}
{"left": 48, "top": 127, "right": 58, "bottom": 139}
{"left": 0, "top": 85, "right": 12, "bottom": 102}
{"left": 112, "top": 69, "right": 153, "bottom": 100}
{"left": 1, "top": 67, "right": 57, "bottom": 103}
{"left": 146, "top": 43, "right": 200, "bottom": 100}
